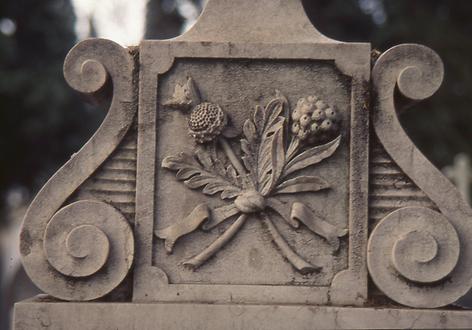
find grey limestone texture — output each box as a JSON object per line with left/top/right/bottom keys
{"left": 13, "top": 295, "right": 472, "bottom": 330}
{"left": 14, "top": 0, "right": 472, "bottom": 329}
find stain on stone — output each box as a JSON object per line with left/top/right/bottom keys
{"left": 248, "top": 248, "right": 263, "bottom": 270}
{"left": 19, "top": 229, "right": 32, "bottom": 256}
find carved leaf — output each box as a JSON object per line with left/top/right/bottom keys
{"left": 283, "top": 136, "right": 341, "bottom": 177}
{"left": 225, "top": 164, "right": 240, "bottom": 186}
{"left": 240, "top": 91, "right": 290, "bottom": 193}
{"left": 241, "top": 144, "right": 254, "bottom": 171}
{"left": 274, "top": 176, "right": 330, "bottom": 194}
{"left": 241, "top": 119, "right": 259, "bottom": 177}
{"left": 195, "top": 146, "right": 213, "bottom": 170}
{"left": 162, "top": 153, "right": 242, "bottom": 200}
{"left": 268, "top": 127, "right": 286, "bottom": 192}
{"left": 253, "top": 105, "right": 265, "bottom": 135}
{"left": 263, "top": 90, "right": 288, "bottom": 132}
{"left": 257, "top": 118, "right": 285, "bottom": 195}
{"left": 243, "top": 119, "right": 257, "bottom": 144}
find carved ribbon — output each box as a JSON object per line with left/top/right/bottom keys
{"left": 156, "top": 204, "right": 210, "bottom": 253}
{"left": 290, "top": 202, "right": 348, "bottom": 252}
{"left": 155, "top": 198, "right": 346, "bottom": 254}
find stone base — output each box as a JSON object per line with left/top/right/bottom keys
{"left": 14, "top": 295, "right": 472, "bottom": 329}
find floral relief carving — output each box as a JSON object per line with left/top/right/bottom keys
{"left": 156, "top": 77, "right": 347, "bottom": 274}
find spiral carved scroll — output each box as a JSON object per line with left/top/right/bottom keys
{"left": 19, "top": 39, "right": 136, "bottom": 301}
{"left": 369, "top": 44, "right": 472, "bottom": 308}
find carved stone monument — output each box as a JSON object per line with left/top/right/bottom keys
{"left": 13, "top": 0, "right": 472, "bottom": 329}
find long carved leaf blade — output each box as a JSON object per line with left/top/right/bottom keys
{"left": 162, "top": 153, "right": 192, "bottom": 170}
{"left": 202, "top": 181, "right": 240, "bottom": 199}
{"left": 274, "top": 176, "right": 330, "bottom": 194}
{"left": 264, "top": 91, "right": 287, "bottom": 131}
{"left": 240, "top": 137, "right": 258, "bottom": 179}
{"left": 253, "top": 105, "right": 265, "bottom": 135}
{"left": 243, "top": 119, "right": 257, "bottom": 144}
{"left": 176, "top": 168, "right": 200, "bottom": 180}
{"left": 184, "top": 176, "right": 215, "bottom": 189}
{"left": 283, "top": 136, "right": 341, "bottom": 177}
{"left": 183, "top": 175, "right": 240, "bottom": 199}
{"left": 220, "top": 190, "right": 241, "bottom": 199}
{"left": 257, "top": 118, "right": 285, "bottom": 194}
{"left": 162, "top": 152, "right": 241, "bottom": 200}
{"left": 268, "top": 127, "right": 285, "bottom": 192}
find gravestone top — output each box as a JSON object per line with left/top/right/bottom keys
{"left": 15, "top": 0, "right": 472, "bottom": 329}
{"left": 175, "top": 0, "right": 333, "bottom": 43}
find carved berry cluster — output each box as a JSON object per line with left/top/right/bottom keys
{"left": 291, "top": 96, "right": 339, "bottom": 144}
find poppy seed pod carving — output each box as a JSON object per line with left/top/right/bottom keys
{"left": 188, "top": 102, "right": 227, "bottom": 143}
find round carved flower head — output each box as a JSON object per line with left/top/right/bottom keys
{"left": 291, "top": 96, "right": 340, "bottom": 144}
{"left": 188, "top": 102, "right": 227, "bottom": 143}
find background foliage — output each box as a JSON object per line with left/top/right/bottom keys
{"left": 0, "top": 0, "right": 471, "bottom": 226}
{"left": 0, "top": 0, "right": 104, "bottom": 228}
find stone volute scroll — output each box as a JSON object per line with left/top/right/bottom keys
{"left": 369, "top": 44, "right": 472, "bottom": 308}
{"left": 19, "top": 39, "right": 136, "bottom": 301}
{"left": 13, "top": 0, "right": 472, "bottom": 329}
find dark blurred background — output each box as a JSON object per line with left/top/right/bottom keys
{"left": 1, "top": 0, "right": 471, "bottom": 328}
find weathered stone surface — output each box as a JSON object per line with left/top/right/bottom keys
{"left": 19, "top": 39, "right": 136, "bottom": 301}
{"left": 14, "top": 0, "right": 472, "bottom": 328}
{"left": 370, "top": 44, "right": 472, "bottom": 308}
{"left": 133, "top": 27, "right": 370, "bottom": 307}
{"left": 14, "top": 296, "right": 472, "bottom": 330}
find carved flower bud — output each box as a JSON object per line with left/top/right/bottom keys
{"left": 291, "top": 95, "right": 341, "bottom": 145}
{"left": 310, "top": 122, "right": 320, "bottom": 135}
{"left": 165, "top": 77, "right": 201, "bottom": 110}
{"left": 291, "top": 122, "right": 300, "bottom": 134}
{"left": 325, "top": 107, "right": 338, "bottom": 121}
{"left": 307, "top": 95, "right": 318, "bottom": 103}
{"left": 234, "top": 190, "right": 266, "bottom": 214}
{"left": 311, "top": 109, "right": 325, "bottom": 122}
{"left": 291, "top": 109, "right": 302, "bottom": 121}
{"left": 299, "top": 114, "right": 311, "bottom": 128}
{"left": 315, "top": 100, "right": 328, "bottom": 110}
{"left": 295, "top": 97, "right": 317, "bottom": 116}
{"left": 298, "top": 128, "right": 310, "bottom": 141}
{"left": 188, "top": 102, "right": 227, "bottom": 143}
{"left": 320, "top": 119, "right": 334, "bottom": 132}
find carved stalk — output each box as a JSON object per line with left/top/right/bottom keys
{"left": 183, "top": 137, "right": 251, "bottom": 270}
{"left": 260, "top": 213, "right": 320, "bottom": 274}
{"left": 219, "top": 136, "right": 255, "bottom": 189}
{"left": 218, "top": 137, "right": 247, "bottom": 176}
{"left": 183, "top": 214, "right": 248, "bottom": 269}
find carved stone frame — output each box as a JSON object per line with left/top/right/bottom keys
{"left": 133, "top": 40, "right": 371, "bottom": 305}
